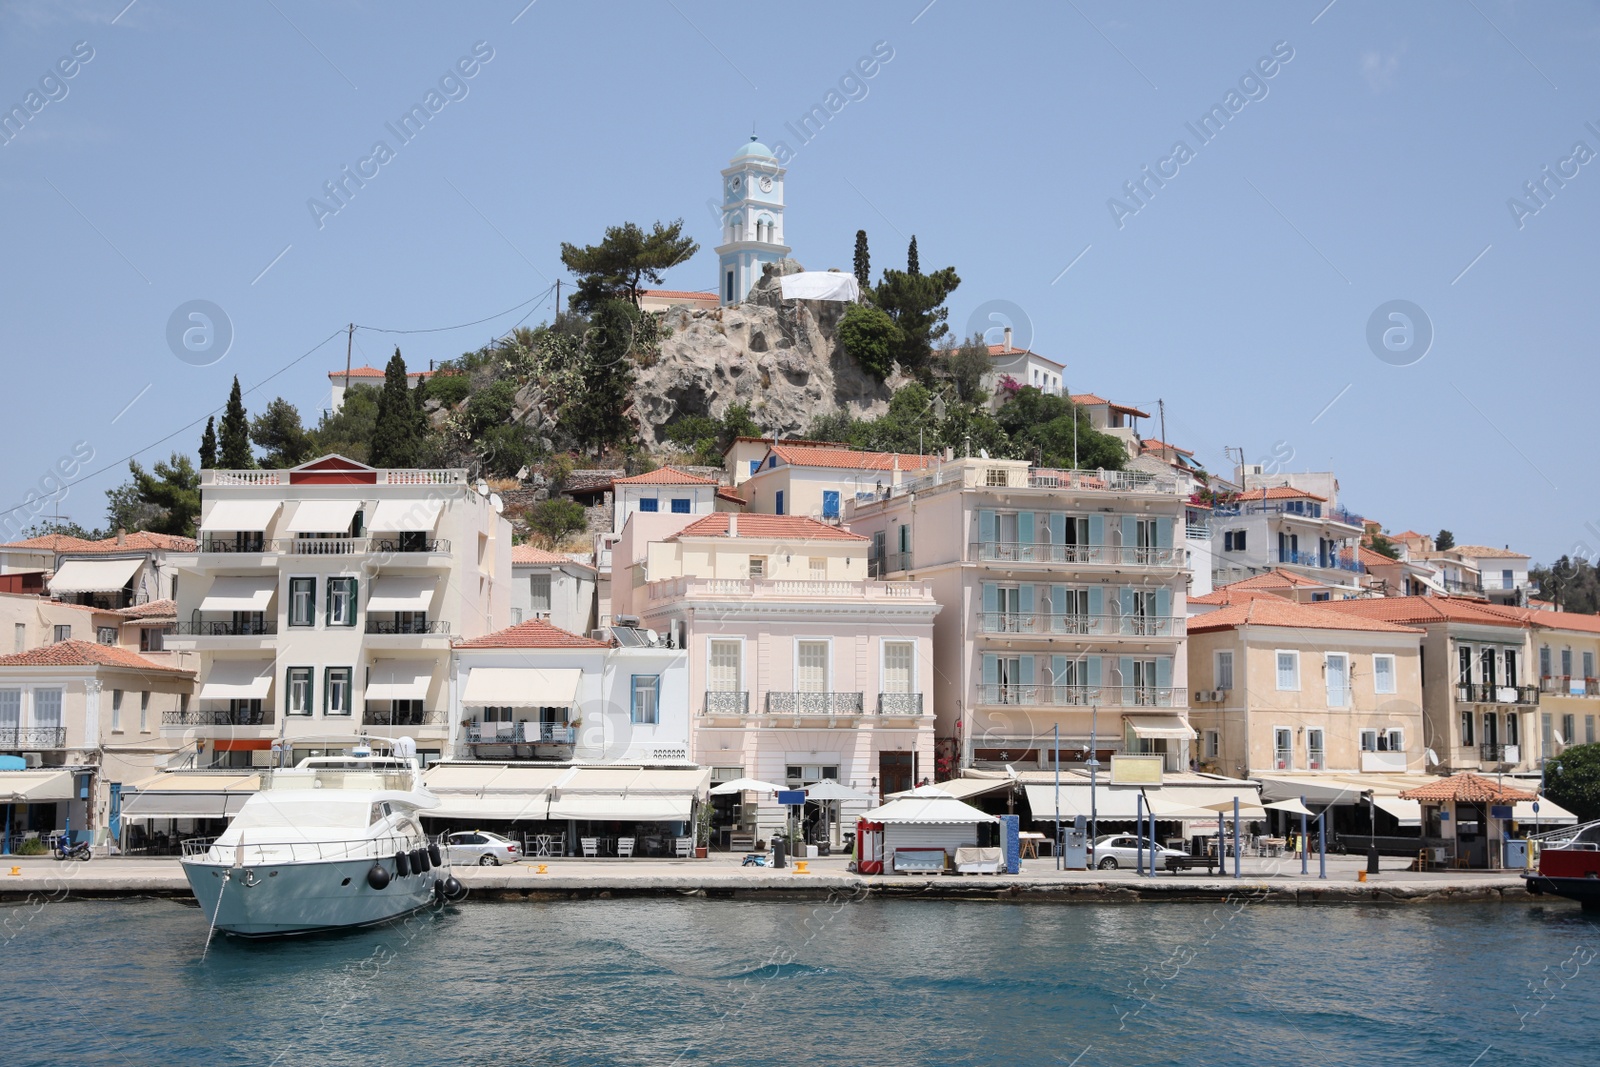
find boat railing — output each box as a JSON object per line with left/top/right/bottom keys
{"left": 181, "top": 832, "right": 424, "bottom": 866}
{"left": 259, "top": 768, "right": 419, "bottom": 792}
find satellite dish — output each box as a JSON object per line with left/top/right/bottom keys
{"left": 476, "top": 479, "right": 490, "bottom": 496}
{"left": 516, "top": 465, "right": 530, "bottom": 480}
{"left": 393, "top": 736, "right": 417, "bottom": 759}
{"left": 978, "top": 448, "right": 990, "bottom": 459}
{"left": 1004, "top": 763, "right": 1019, "bottom": 780}
{"left": 1425, "top": 748, "right": 1439, "bottom": 767}
{"left": 644, "top": 628, "right": 661, "bottom": 646}
{"left": 489, "top": 493, "right": 504, "bottom": 513}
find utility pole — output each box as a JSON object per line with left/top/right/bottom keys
{"left": 1158, "top": 398, "right": 1167, "bottom": 450}
{"left": 343, "top": 323, "right": 354, "bottom": 398}
{"left": 555, "top": 280, "right": 561, "bottom": 320}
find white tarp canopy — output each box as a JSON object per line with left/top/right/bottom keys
{"left": 892, "top": 778, "right": 1014, "bottom": 802}
{"left": 1265, "top": 798, "right": 1316, "bottom": 817}
{"left": 197, "top": 661, "right": 275, "bottom": 700}
{"left": 462, "top": 667, "right": 581, "bottom": 708}
{"left": 1124, "top": 714, "right": 1198, "bottom": 740}
{"left": 862, "top": 795, "right": 998, "bottom": 825}
{"left": 366, "top": 577, "right": 436, "bottom": 612}
{"left": 0, "top": 769, "right": 75, "bottom": 802}
{"left": 1373, "top": 796, "right": 1423, "bottom": 827}
{"left": 48, "top": 557, "right": 141, "bottom": 594}
{"left": 778, "top": 271, "right": 861, "bottom": 302}
{"left": 364, "top": 661, "right": 435, "bottom": 701}
{"left": 198, "top": 576, "right": 276, "bottom": 612}
{"left": 368, "top": 498, "right": 444, "bottom": 532}
{"left": 120, "top": 789, "right": 254, "bottom": 819}
{"left": 285, "top": 499, "right": 363, "bottom": 533}
{"left": 199, "top": 498, "right": 282, "bottom": 532}
{"left": 709, "top": 777, "right": 784, "bottom": 795}
{"left": 1518, "top": 796, "right": 1578, "bottom": 825}
{"left": 421, "top": 764, "right": 571, "bottom": 820}
{"left": 804, "top": 780, "right": 875, "bottom": 802}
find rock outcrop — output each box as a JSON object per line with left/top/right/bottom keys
{"left": 629, "top": 260, "right": 900, "bottom": 449}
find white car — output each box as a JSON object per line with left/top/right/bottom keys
{"left": 443, "top": 830, "right": 521, "bottom": 866}
{"left": 1090, "top": 834, "right": 1186, "bottom": 871}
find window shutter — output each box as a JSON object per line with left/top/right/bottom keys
{"left": 981, "top": 582, "right": 998, "bottom": 614}
{"left": 630, "top": 677, "right": 639, "bottom": 720}
{"left": 979, "top": 510, "right": 996, "bottom": 544}
{"left": 1118, "top": 656, "right": 1134, "bottom": 687}
{"left": 1157, "top": 517, "right": 1174, "bottom": 549}
{"left": 1086, "top": 656, "right": 1102, "bottom": 688}
{"left": 1119, "top": 586, "right": 1134, "bottom": 616}
{"left": 1156, "top": 657, "right": 1172, "bottom": 690}
{"left": 1018, "top": 512, "right": 1035, "bottom": 545}
{"left": 1155, "top": 587, "right": 1171, "bottom": 619}
{"left": 1052, "top": 655, "right": 1068, "bottom": 687}
{"left": 982, "top": 654, "right": 998, "bottom": 687}
{"left": 1121, "top": 515, "right": 1136, "bottom": 549}
{"left": 1049, "top": 513, "right": 1065, "bottom": 545}
{"left": 1088, "top": 586, "right": 1104, "bottom": 617}
{"left": 1052, "top": 585, "right": 1067, "bottom": 619}
{"left": 1018, "top": 584, "right": 1035, "bottom": 614}
{"left": 1088, "top": 514, "right": 1104, "bottom": 546}
{"left": 1019, "top": 656, "right": 1035, "bottom": 685}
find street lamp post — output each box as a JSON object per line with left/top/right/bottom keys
{"left": 1362, "top": 789, "right": 1379, "bottom": 875}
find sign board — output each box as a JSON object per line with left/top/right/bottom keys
{"left": 1489, "top": 805, "right": 1514, "bottom": 820}
{"left": 776, "top": 790, "right": 807, "bottom": 806}
{"left": 1109, "top": 754, "right": 1164, "bottom": 786}
{"left": 1533, "top": 801, "right": 1541, "bottom": 813}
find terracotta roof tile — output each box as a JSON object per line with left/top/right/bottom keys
{"left": 1188, "top": 598, "right": 1424, "bottom": 635}
{"left": 0, "top": 640, "right": 193, "bottom": 674}
{"left": 454, "top": 619, "right": 608, "bottom": 649}
{"left": 1313, "top": 597, "right": 1530, "bottom": 628}
{"left": 640, "top": 289, "right": 719, "bottom": 302}
{"left": 328, "top": 365, "right": 435, "bottom": 379}
{"left": 1398, "top": 773, "right": 1536, "bottom": 803}
{"left": 118, "top": 598, "right": 177, "bottom": 620}
{"left": 667, "top": 514, "right": 866, "bottom": 542}
{"left": 613, "top": 467, "right": 720, "bottom": 486}
{"left": 510, "top": 545, "right": 595, "bottom": 570}
{"left": 1241, "top": 486, "right": 1328, "bottom": 502}
{"left": 715, "top": 486, "right": 746, "bottom": 505}
{"left": 1187, "top": 586, "right": 1286, "bottom": 607}
{"left": 766, "top": 445, "right": 937, "bottom": 472}
{"left": 1222, "top": 569, "right": 1328, "bottom": 591}
{"left": 0, "top": 534, "right": 98, "bottom": 552}
{"left": 1449, "top": 545, "right": 1530, "bottom": 559}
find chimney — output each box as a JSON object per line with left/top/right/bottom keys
{"left": 1003, "top": 326, "right": 1013, "bottom": 352}
{"left": 728, "top": 514, "right": 738, "bottom": 538}
{"left": 116, "top": 527, "right": 126, "bottom": 546}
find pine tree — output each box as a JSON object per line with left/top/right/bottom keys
{"left": 369, "top": 348, "right": 424, "bottom": 468}
{"left": 853, "top": 230, "right": 871, "bottom": 294}
{"left": 218, "top": 378, "right": 255, "bottom": 468}
{"left": 198, "top": 417, "right": 217, "bottom": 469}
{"left": 907, "top": 235, "right": 920, "bottom": 276}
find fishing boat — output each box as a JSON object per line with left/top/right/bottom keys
{"left": 182, "top": 737, "right": 463, "bottom": 937}
{"left": 1524, "top": 819, "right": 1600, "bottom": 910}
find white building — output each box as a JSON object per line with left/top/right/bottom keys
{"left": 715, "top": 137, "right": 790, "bottom": 305}
{"left": 510, "top": 545, "right": 597, "bottom": 635}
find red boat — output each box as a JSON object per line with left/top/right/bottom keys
{"left": 1525, "top": 821, "right": 1600, "bottom": 910}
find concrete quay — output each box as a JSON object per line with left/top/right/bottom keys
{"left": 0, "top": 852, "right": 1540, "bottom": 907}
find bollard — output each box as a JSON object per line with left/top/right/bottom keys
{"left": 536, "top": 864, "right": 548, "bottom": 874}
{"left": 1358, "top": 870, "right": 1368, "bottom": 883}
{"left": 794, "top": 860, "right": 809, "bottom": 874}
{"left": 8, "top": 866, "right": 18, "bottom": 876}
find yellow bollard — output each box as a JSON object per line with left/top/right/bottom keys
{"left": 1358, "top": 870, "right": 1368, "bottom": 883}
{"left": 793, "top": 860, "right": 809, "bottom": 873}
{"left": 9, "top": 866, "right": 19, "bottom": 876}
{"left": 536, "top": 864, "right": 548, "bottom": 874}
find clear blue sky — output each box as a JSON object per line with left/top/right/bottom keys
{"left": 2, "top": 1, "right": 1596, "bottom": 562}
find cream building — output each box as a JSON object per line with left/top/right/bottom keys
{"left": 739, "top": 444, "right": 936, "bottom": 522}
{"left": 510, "top": 545, "right": 597, "bottom": 635}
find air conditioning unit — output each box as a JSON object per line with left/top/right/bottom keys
{"left": 1193, "top": 690, "right": 1223, "bottom": 704}
{"left": 23, "top": 752, "right": 42, "bottom": 768}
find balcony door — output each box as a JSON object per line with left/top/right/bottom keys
{"left": 1325, "top": 653, "right": 1351, "bottom": 708}
{"left": 882, "top": 642, "right": 913, "bottom": 694}
{"left": 1274, "top": 727, "right": 1293, "bottom": 770}
{"left": 0, "top": 689, "right": 18, "bottom": 742}
{"left": 709, "top": 640, "right": 742, "bottom": 693}
{"left": 997, "top": 656, "right": 1024, "bottom": 704}
{"left": 1307, "top": 729, "right": 1325, "bottom": 770}
{"left": 1130, "top": 658, "right": 1158, "bottom": 705}
{"left": 796, "top": 641, "right": 829, "bottom": 694}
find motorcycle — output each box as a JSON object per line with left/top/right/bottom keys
{"left": 53, "top": 836, "right": 92, "bottom": 862}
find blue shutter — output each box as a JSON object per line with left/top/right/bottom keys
{"left": 822, "top": 490, "right": 840, "bottom": 519}
{"left": 1157, "top": 517, "right": 1174, "bottom": 549}
{"left": 982, "top": 655, "right": 998, "bottom": 687}
{"left": 775, "top": 490, "right": 785, "bottom": 515}
{"left": 1156, "top": 587, "right": 1171, "bottom": 620}
{"left": 1119, "top": 586, "right": 1135, "bottom": 616}
{"left": 981, "top": 582, "right": 998, "bottom": 614}
{"left": 1018, "top": 512, "right": 1035, "bottom": 545}
{"left": 1119, "top": 656, "right": 1135, "bottom": 687}
{"left": 1156, "top": 657, "right": 1172, "bottom": 690}
{"left": 1086, "top": 656, "right": 1102, "bottom": 689}
{"left": 1052, "top": 585, "right": 1067, "bottom": 623}
{"left": 750, "top": 459, "right": 761, "bottom": 475}
{"left": 979, "top": 509, "right": 997, "bottom": 544}
{"left": 1088, "top": 586, "right": 1104, "bottom": 617}
{"left": 1019, "top": 656, "right": 1035, "bottom": 685}
{"left": 1049, "top": 513, "right": 1065, "bottom": 544}
{"left": 1052, "top": 655, "right": 1068, "bottom": 688}
{"left": 1088, "top": 514, "right": 1104, "bottom": 545}
{"left": 1019, "top": 584, "right": 1035, "bottom": 614}
{"left": 1121, "top": 515, "right": 1136, "bottom": 549}
{"left": 629, "top": 676, "right": 639, "bottom": 721}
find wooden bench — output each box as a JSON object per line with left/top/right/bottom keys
{"left": 1163, "top": 854, "right": 1220, "bottom": 875}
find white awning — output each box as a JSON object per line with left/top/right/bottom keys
{"left": 199, "top": 498, "right": 282, "bottom": 532}
{"left": 369, "top": 498, "right": 444, "bottom": 532}
{"left": 198, "top": 576, "right": 276, "bottom": 612}
{"left": 0, "top": 770, "right": 75, "bottom": 802}
{"left": 862, "top": 795, "right": 1000, "bottom": 824}
{"left": 427, "top": 793, "right": 552, "bottom": 820}
{"left": 1022, "top": 783, "right": 1250, "bottom": 821}
{"left": 421, "top": 765, "right": 572, "bottom": 820}
{"left": 462, "top": 667, "right": 581, "bottom": 708}
{"left": 1517, "top": 797, "right": 1578, "bottom": 825}
{"left": 364, "top": 662, "right": 435, "bottom": 701}
{"left": 1265, "top": 798, "right": 1315, "bottom": 817}
{"left": 49, "top": 557, "right": 142, "bottom": 594}
{"left": 1124, "top": 714, "right": 1197, "bottom": 740}
{"left": 1373, "top": 796, "right": 1423, "bottom": 828}
{"left": 285, "top": 499, "right": 362, "bottom": 533}
{"left": 367, "top": 577, "right": 436, "bottom": 612}
{"left": 546, "top": 767, "right": 710, "bottom": 823}
{"left": 197, "top": 661, "right": 275, "bottom": 700}
{"left": 120, "top": 790, "right": 254, "bottom": 819}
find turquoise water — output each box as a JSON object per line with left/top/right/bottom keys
{"left": 3, "top": 895, "right": 1597, "bottom": 1066}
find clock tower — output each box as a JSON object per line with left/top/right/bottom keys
{"left": 714, "top": 136, "right": 790, "bottom": 306}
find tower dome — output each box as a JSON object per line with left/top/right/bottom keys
{"left": 731, "top": 135, "right": 775, "bottom": 162}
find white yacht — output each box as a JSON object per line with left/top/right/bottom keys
{"left": 182, "top": 738, "right": 462, "bottom": 938}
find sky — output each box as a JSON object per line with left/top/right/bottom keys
{"left": 1, "top": 0, "right": 1597, "bottom": 562}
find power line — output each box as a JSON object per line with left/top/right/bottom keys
{"left": 355, "top": 283, "right": 557, "bottom": 335}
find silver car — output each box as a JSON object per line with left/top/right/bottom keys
{"left": 1090, "top": 834, "right": 1186, "bottom": 871}
{"left": 443, "top": 830, "right": 521, "bottom": 866}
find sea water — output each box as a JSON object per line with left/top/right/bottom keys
{"left": 3, "top": 896, "right": 1596, "bottom": 1066}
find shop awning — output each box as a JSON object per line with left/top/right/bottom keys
{"left": 197, "top": 661, "right": 275, "bottom": 700}
{"left": 198, "top": 576, "right": 276, "bottom": 612}
{"left": 364, "top": 662, "right": 435, "bottom": 701}
{"left": 1265, "top": 798, "right": 1315, "bottom": 817}
{"left": 199, "top": 499, "right": 282, "bottom": 532}
{"left": 285, "top": 499, "right": 363, "bottom": 533}
{"left": 367, "top": 577, "right": 437, "bottom": 612}
{"left": 546, "top": 767, "right": 710, "bottom": 823}
{"left": 1124, "top": 714, "right": 1197, "bottom": 740}
{"left": 118, "top": 772, "right": 260, "bottom": 820}
{"left": 420, "top": 764, "right": 572, "bottom": 821}
{"left": 49, "top": 557, "right": 142, "bottom": 594}
{"left": 0, "top": 769, "right": 75, "bottom": 802}
{"left": 1181, "top": 787, "right": 1269, "bottom": 821}
{"left": 1373, "top": 796, "right": 1422, "bottom": 827}
{"left": 1516, "top": 797, "right": 1578, "bottom": 825}
{"left": 1022, "top": 783, "right": 1254, "bottom": 821}
{"left": 894, "top": 777, "right": 1015, "bottom": 803}
{"left": 369, "top": 498, "right": 444, "bottom": 532}
{"left": 462, "top": 667, "right": 581, "bottom": 708}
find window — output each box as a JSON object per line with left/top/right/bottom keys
{"left": 1274, "top": 727, "right": 1293, "bottom": 769}
{"left": 1307, "top": 729, "right": 1325, "bottom": 770}
{"left": 1543, "top": 711, "right": 1554, "bottom": 753}
{"left": 1275, "top": 651, "right": 1299, "bottom": 691}
{"left": 768, "top": 455, "right": 777, "bottom": 469}
{"left": 97, "top": 626, "right": 117, "bottom": 646}
{"left": 34, "top": 688, "right": 62, "bottom": 729}
{"left": 883, "top": 641, "right": 914, "bottom": 694}
{"left": 139, "top": 692, "right": 149, "bottom": 732}
{"left": 809, "top": 557, "right": 827, "bottom": 581}
{"left": 1563, "top": 713, "right": 1577, "bottom": 746}
{"left": 638, "top": 498, "right": 659, "bottom": 513}
{"left": 0, "top": 689, "right": 18, "bottom": 732}
{"left": 1311, "top": 592, "right": 1330, "bottom": 602}
{"left": 1223, "top": 530, "right": 1246, "bottom": 552}
{"left": 1505, "top": 649, "right": 1519, "bottom": 688}
{"left": 984, "top": 467, "right": 1008, "bottom": 487}
{"left": 1204, "top": 729, "right": 1220, "bottom": 759}
{"left": 670, "top": 497, "right": 691, "bottom": 514}
{"left": 1325, "top": 653, "right": 1350, "bottom": 708}
{"left": 1215, "top": 651, "right": 1234, "bottom": 691}
{"left": 1373, "top": 654, "right": 1396, "bottom": 695}
{"left": 1482, "top": 711, "right": 1498, "bottom": 746}
{"left": 1586, "top": 652, "right": 1596, "bottom": 680}
{"left": 796, "top": 640, "right": 829, "bottom": 693}
{"left": 1588, "top": 716, "right": 1596, "bottom": 745}
{"left": 111, "top": 689, "right": 123, "bottom": 731}
{"left": 631, "top": 675, "right": 660, "bottom": 724}
{"left": 709, "top": 640, "right": 742, "bottom": 692}
{"left": 529, "top": 573, "right": 552, "bottom": 614}
{"left": 1460, "top": 708, "right": 1474, "bottom": 745}
{"left": 53, "top": 625, "right": 71, "bottom": 643}
{"left": 324, "top": 667, "right": 352, "bottom": 716}
{"left": 1481, "top": 648, "right": 1499, "bottom": 688}
{"left": 1458, "top": 645, "right": 1474, "bottom": 685}
{"left": 749, "top": 459, "right": 761, "bottom": 476}
{"left": 1502, "top": 569, "right": 1514, "bottom": 589}
{"left": 289, "top": 578, "right": 316, "bottom": 627}
{"left": 775, "top": 490, "right": 785, "bottom": 515}
{"left": 785, "top": 764, "right": 840, "bottom": 786}
{"left": 326, "top": 578, "right": 357, "bottom": 627}
{"left": 1383, "top": 729, "right": 1404, "bottom": 752}
{"left": 1507, "top": 713, "right": 1520, "bottom": 747}
{"left": 140, "top": 626, "right": 168, "bottom": 652}
{"left": 12, "top": 623, "right": 23, "bottom": 653}
{"left": 726, "top": 271, "right": 735, "bottom": 303}
{"left": 748, "top": 556, "right": 765, "bottom": 579}
{"left": 822, "top": 490, "right": 840, "bottom": 520}
{"left": 287, "top": 667, "right": 313, "bottom": 716}
{"left": 1360, "top": 729, "right": 1378, "bottom": 752}
{"left": 1540, "top": 645, "right": 1552, "bottom": 678}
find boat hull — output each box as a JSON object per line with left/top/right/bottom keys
{"left": 184, "top": 855, "right": 440, "bottom": 937}
{"left": 1525, "top": 874, "right": 1600, "bottom": 911}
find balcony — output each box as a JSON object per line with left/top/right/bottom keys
{"left": 765, "top": 692, "right": 865, "bottom": 716}
{"left": 969, "top": 542, "right": 1183, "bottom": 568}
{"left": 362, "top": 709, "right": 444, "bottom": 728}
{"left": 465, "top": 721, "right": 574, "bottom": 745}
{"left": 1457, "top": 683, "right": 1540, "bottom": 706}
{"left": 978, "top": 612, "right": 1184, "bottom": 639}
{"left": 1539, "top": 677, "right": 1599, "bottom": 697}
{"left": 201, "top": 468, "right": 466, "bottom": 486}
{"left": 1277, "top": 549, "right": 1363, "bottom": 574}
{"left": 364, "top": 619, "right": 450, "bottom": 635}
{"left": 0, "top": 727, "right": 66, "bottom": 749}
{"left": 196, "top": 537, "right": 451, "bottom": 556}
{"left": 163, "top": 708, "right": 276, "bottom": 727}
{"left": 1441, "top": 576, "right": 1484, "bottom": 595}
{"left": 649, "top": 577, "right": 934, "bottom": 604}
{"left": 856, "top": 464, "right": 1183, "bottom": 510}
{"left": 1479, "top": 743, "right": 1522, "bottom": 764}
{"left": 977, "top": 684, "right": 1183, "bottom": 709}
{"left": 174, "top": 619, "right": 278, "bottom": 636}
{"left": 877, "top": 693, "right": 924, "bottom": 716}
{"left": 868, "top": 551, "right": 914, "bottom": 577}
{"left": 703, "top": 691, "right": 749, "bottom": 716}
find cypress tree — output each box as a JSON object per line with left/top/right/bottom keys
{"left": 369, "top": 348, "right": 422, "bottom": 468}
{"left": 218, "top": 378, "right": 255, "bottom": 468}
{"left": 907, "top": 235, "right": 920, "bottom": 276}
{"left": 198, "top": 417, "right": 217, "bottom": 469}
{"left": 853, "top": 230, "right": 871, "bottom": 294}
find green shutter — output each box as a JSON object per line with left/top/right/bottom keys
{"left": 1019, "top": 656, "right": 1035, "bottom": 686}
{"left": 982, "top": 655, "right": 998, "bottom": 687}
{"left": 979, "top": 510, "right": 997, "bottom": 544}
{"left": 981, "top": 582, "right": 997, "bottom": 614}
{"left": 1018, "top": 512, "right": 1034, "bottom": 545}
{"left": 1156, "top": 657, "right": 1172, "bottom": 691}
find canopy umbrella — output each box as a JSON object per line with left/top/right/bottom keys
{"left": 709, "top": 777, "right": 784, "bottom": 795}
{"left": 804, "top": 780, "right": 876, "bottom": 850}
{"left": 1265, "top": 798, "right": 1315, "bottom": 817}
{"left": 888, "top": 783, "right": 954, "bottom": 799}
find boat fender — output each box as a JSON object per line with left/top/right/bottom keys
{"left": 428, "top": 842, "right": 442, "bottom": 867}
{"left": 412, "top": 847, "right": 428, "bottom": 873}
{"left": 367, "top": 863, "right": 391, "bottom": 891}
{"left": 395, "top": 850, "right": 411, "bottom": 878}
{"left": 442, "top": 875, "right": 466, "bottom": 902}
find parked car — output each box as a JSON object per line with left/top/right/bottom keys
{"left": 1090, "top": 834, "right": 1186, "bottom": 870}
{"left": 443, "top": 830, "right": 521, "bottom": 866}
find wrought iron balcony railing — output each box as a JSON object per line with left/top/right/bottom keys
{"left": 363, "top": 619, "right": 450, "bottom": 635}
{"left": 162, "top": 708, "right": 275, "bottom": 727}
{"left": 0, "top": 727, "right": 66, "bottom": 748}
{"left": 703, "top": 691, "right": 749, "bottom": 716}
{"left": 465, "top": 721, "right": 574, "bottom": 744}
{"left": 877, "top": 692, "right": 924, "bottom": 716}
{"left": 363, "top": 709, "right": 444, "bottom": 727}
{"left": 978, "top": 612, "right": 1185, "bottom": 638}
{"left": 970, "top": 542, "right": 1183, "bottom": 568}
{"left": 765, "top": 692, "right": 865, "bottom": 716}
{"left": 199, "top": 538, "right": 451, "bottom": 556}
{"left": 977, "top": 684, "right": 1182, "bottom": 708}
{"left": 174, "top": 619, "right": 278, "bottom": 636}
{"left": 1457, "top": 683, "right": 1540, "bottom": 706}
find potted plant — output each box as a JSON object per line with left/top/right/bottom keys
{"left": 694, "top": 801, "right": 712, "bottom": 859}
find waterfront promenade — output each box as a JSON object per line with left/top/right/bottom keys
{"left": 0, "top": 851, "right": 1535, "bottom": 905}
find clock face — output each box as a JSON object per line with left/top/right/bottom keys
{"left": 759, "top": 176, "right": 774, "bottom": 193}
{"left": 730, "top": 176, "right": 742, "bottom": 191}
